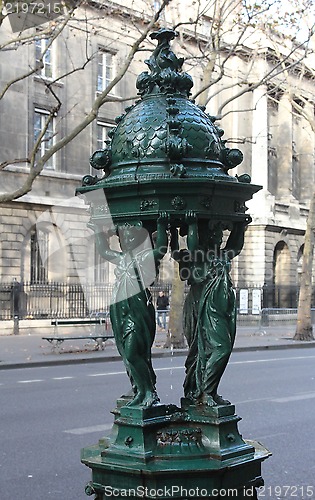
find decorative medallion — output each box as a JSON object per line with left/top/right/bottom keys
{"left": 140, "top": 200, "right": 158, "bottom": 211}
{"left": 156, "top": 428, "right": 203, "bottom": 446}
{"left": 171, "top": 196, "right": 186, "bottom": 210}
{"left": 200, "top": 196, "right": 213, "bottom": 210}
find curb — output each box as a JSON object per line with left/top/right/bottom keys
{"left": 1, "top": 341, "right": 315, "bottom": 371}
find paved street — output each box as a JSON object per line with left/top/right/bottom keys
{"left": 1, "top": 350, "right": 315, "bottom": 499}
{"left": 1, "top": 325, "right": 315, "bottom": 370}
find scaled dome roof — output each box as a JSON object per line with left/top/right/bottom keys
{"left": 89, "top": 28, "right": 243, "bottom": 185}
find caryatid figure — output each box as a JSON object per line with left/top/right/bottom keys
{"left": 90, "top": 214, "right": 169, "bottom": 407}
{"left": 172, "top": 212, "right": 250, "bottom": 406}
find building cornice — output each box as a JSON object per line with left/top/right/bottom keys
{"left": 3, "top": 165, "right": 84, "bottom": 181}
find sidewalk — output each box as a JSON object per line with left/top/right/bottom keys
{"left": 1, "top": 325, "right": 315, "bottom": 370}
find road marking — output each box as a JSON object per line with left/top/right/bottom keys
{"left": 88, "top": 367, "right": 183, "bottom": 378}
{"left": 6, "top": 354, "right": 315, "bottom": 387}
{"left": 254, "top": 432, "right": 288, "bottom": 440}
{"left": 18, "top": 379, "right": 44, "bottom": 384}
{"left": 88, "top": 371, "right": 126, "bottom": 377}
{"left": 155, "top": 367, "right": 182, "bottom": 371}
{"left": 234, "top": 397, "right": 270, "bottom": 405}
{"left": 230, "top": 355, "right": 315, "bottom": 365}
{"left": 64, "top": 424, "right": 112, "bottom": 435}
{"left": 271, "top": 392, "right": 315, "bottom": 403}
{"left": 52, "top": 377, "right": 74, "bottom": 380}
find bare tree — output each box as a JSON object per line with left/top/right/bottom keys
{"left": 289, "top": 94, "right": 315, "bottom": 340}
{"left": 1, "top": 0, "right": 315, "bottom": 341}
{"left": 165, "top": 0, "right": 315, "bottom": 346}
{"left": 1, "top": 0, "right": 313, "bottom": 201}
{"left": 294, "top": 191, "right": 315, "bottom": 340}
{"left": 164, "top": 260, "right": 186, "bottom": 348}
{"left": 0, "top": 0, "right": 171, "bottom": 203}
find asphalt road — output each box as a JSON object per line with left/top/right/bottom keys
{"left": 1, "top": 349, "right": 315, "bottom": 499}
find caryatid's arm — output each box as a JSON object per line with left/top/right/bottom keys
{"left": 88, "top": 222, "right": 121, "bottom": 264}
{"left": 153, "top": 212, "right": 169, "bottom": 262}
{"left": 170, "top": 211, "right": 198, "bottom": 262}
{"left": 223, "top": 216, "right": 252, "bottom": 260}
{"left": 186, "top": 211, "right": 199, "bottom": 254}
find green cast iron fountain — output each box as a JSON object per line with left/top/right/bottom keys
{"left": 78, "top": 28, "right": 270, "bottom": 500}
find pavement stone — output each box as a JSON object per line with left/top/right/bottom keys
{"left": 0, "top": 324, "right": 315, "bottom": 370}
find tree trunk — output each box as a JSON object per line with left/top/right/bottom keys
{"left": 294, "top": 191, "right": 315, "bottom": 341}
{"left": 164, "top": 261, "right": 186, "bottom": 349}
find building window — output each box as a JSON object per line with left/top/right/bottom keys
{"left": 30, "top": 229, "right": 49, "bottom": 283}
{"left": 96, "top": 121, "right": 111, "bottom": 150}
{"left": 199, "top": 16, "right": 212, "bottom": 37}
{"left": 34, "top": 109, "right": 55, "bottom": 169}
{"left": 35, "top": 37, "right": 53, "bottom": 79}
{"left": 94, "top": 245, "right": 108, "bottom": 283}
{"left": 97, "top": 50, "right": 115, "bottom": 93}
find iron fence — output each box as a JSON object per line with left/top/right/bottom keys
{"left": 0, "top": 282, "right": 113, "bottom": 320}
{"left": 0, "top": 283, "right": 14, "bottom": 320}
{"left": 0, "top": 281, "right": 314, "bottom": 321}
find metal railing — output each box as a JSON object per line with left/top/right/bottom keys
{"left": 0, "top": 281, "right": 174, "bottom": 321}
{"left": 1, "top": 281, "right": 314, "bottom": 322}
{"left": 0, "top": 282, "right": 113, "bottom": 320}
{"left": 237, "top": 307, "right": 302, "bottom": 327}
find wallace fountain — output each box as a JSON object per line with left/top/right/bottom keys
{"left": 77, "top": 28, "right": 270, "bottom": 500}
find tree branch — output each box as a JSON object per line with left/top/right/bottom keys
{"left": 0, "top": 0, "right": 172, "bottom": 203}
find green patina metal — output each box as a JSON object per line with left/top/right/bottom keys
{"left": 171, "top": 216, "right": 249, "bottom": 406}
{"left": 77, "top": 28, "right": 256, "bottom": 230}
{"left": 86, "top": 28, "right": 242, "bottom": 181}
{"left": 78, "top": 28, "right": 270, "bottom": 500}
{"left": 88, "top": 214, "right": 169, "bottom": 407}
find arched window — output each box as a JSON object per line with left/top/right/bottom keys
{"left": 22, "top": 224, "right": 67, "bottom": 283}
{"left": 30, "top": 228, "right": 49, "bottom": 283}
{"left": 273, "top": 241, "right": 292, "bottom": 307}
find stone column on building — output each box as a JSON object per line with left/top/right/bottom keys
{"left": 249, "top": 86, "right": 275, "bottom": 217}
{"left": 276, "top": 92, "right": 293, "bottom": 200}
{"left": 298, "top": 102, "right": 315, "bottom": 204}
{"left": 251, "top": 86, "right": 269, "bottom": 190}
{"left": 246, "top": 86, "right": 274, "bottom": 286}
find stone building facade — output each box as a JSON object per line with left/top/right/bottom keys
{"left": 237, "top": 86, "right": 315, "bottom": 307}
{"left": 1, "top": 1, "right": 315, "bottom": 314}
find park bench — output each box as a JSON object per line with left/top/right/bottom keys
{"left": 42, "top": 317, "right": 114, "bottom": 352}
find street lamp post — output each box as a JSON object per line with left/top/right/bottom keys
{"left": 77, "top": 28, "right": 270, "bottom": 500}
